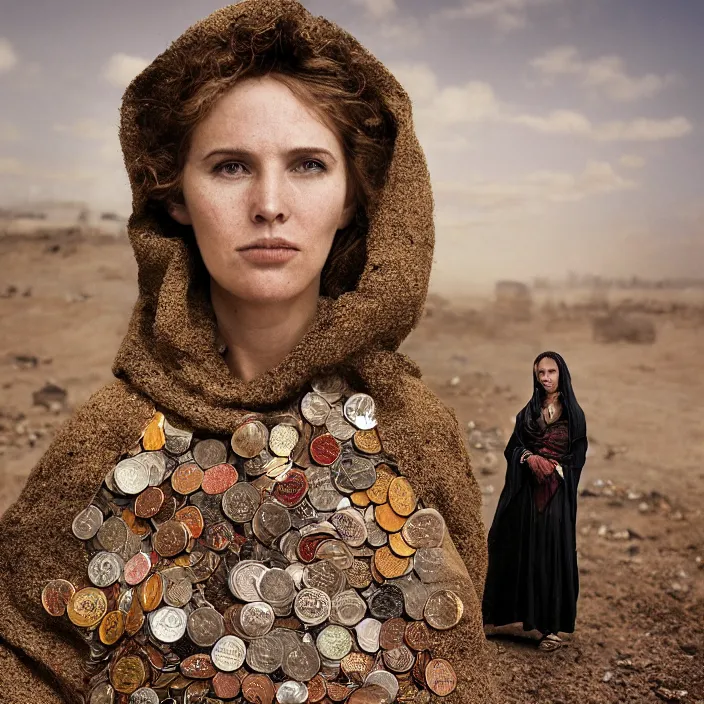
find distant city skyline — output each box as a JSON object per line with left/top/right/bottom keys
{"left": 1, "top": 0, "right": 702, "bottom": 288}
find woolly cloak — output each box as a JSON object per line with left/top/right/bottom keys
{"left": 0, "top": 1, "right": 496, "bottom": 701}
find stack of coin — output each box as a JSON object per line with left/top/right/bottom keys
{"left": 43, "top": 376, "right": 461, "bottom": 703}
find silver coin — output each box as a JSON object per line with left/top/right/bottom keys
{"left": 315, "top": 539, "right": 354, "bottom": 570}
{"left": 189, "top": 490, "right": 227, "bottom": 525}
{"left": 149, "top": 606, "right": 187, "bottom": 643}
{"left": 355, "top": 617, "right": 382, "bottom": 653}
{"left": 193, "top": 438, "right": 228, "bottom": 469}
{"left": 229, "top": 561, "right": 269, "bottom": 602}
{"left": 141, "top": 452, "right": 168, "bottom": 487}
{"left": 383, "top": 644, "right": 415, "bottom": 672}
{"left": 244, "top": 448, "right": 274, "bottom": 477}
{"left": 388, "top": 574, "right": 429, "bottom": 621}
{"left": 222, "top": 482, "right": 261, "bottom": 523}
{"left": 117, "top": 588, "right": 134, "bottom": 614}
{"left": 307, "top": 466, "right": 344, "bottom": 512}
{"left": 330, "top": 589, "right": 367, "bottom": 627}
{"left": 279, "top": 530, "right": 302, "bottom": 564}
{"left": 276, "top": 680, "right": 309, "bottom": 704}
{"left": 315, "top": 624, "right": 353, "bottom": 661}
{"left": 211, "top": 634, "right": 247, "bottom": 672}
{"left": 162, "top": 569, "right": 194, "bottom": 609}
{"left": 325, "top": 407, "right": 357, "bottom": 441}
{"left": 285, "top": 562, "right": 305, "bottom": 590}
{"left": 294, "top": 588, "right": 332, "bottom": 626}
{"left": 72, "top": 504, "right": 104, "bottom": 541}
{"left": 282, "top": 641, "right": 321, "bottom": 681}
{"left": 365, "top": 670, "right": 400, "bottom": 701}
{"left": 246, "top": 633, "right": 284, "bottom": 673}
{"left": 87, "top": 551, "right": 123, "bottom": 588}
{"left": 330, "top": 509, "right": 368, "bottom": 547}
{"left": 89, "top": 682, "right": 115, "bottom": 704}
{"left": 96, "top": 516, "right": 129, "bottom": 554}
{"left": 311, "top": 375, "right": 349, "bottom": 404}
{"left": 113, "top": 456, "right": 150, "bottom": 495}
{"left": 303, "top": 560, "right": 346, "bottom": 598}
{"left": 257, "top": 567, "right": 296, "bottom": 606}
{"left": 129, "top": 689, "right": 160, "bottom": 704}
{"left": 401, "top": 508, "right": 446, "bottom": 548}
{"left": 364, "top": 506, "right": 388, "bottom": 548}
{"left": 301, "top": 392, "right": 331, "bottom": 426}
{"left": 240, "top": 601, "right": 275, "bottom": 637}
{"left": 232, "top": 420, "right": 270, "bottom": 459}
{"left": 252, "top": 501, "right": 292, "bottom": 545}
{"left": 163, "top": 418, "right": 193, "bottom": 455}
{"left": 413, "top": 547, "right": 452, "bottom": 584}
{"left": 343, "top": 393, "right": 377, "bottom": 430}
{"left": 187, "top": 606, "right": 225, "bottom": 647}
{"left": 343, "top": 455, "right": 377, "bottom": 492}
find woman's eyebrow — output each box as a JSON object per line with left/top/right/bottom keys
{"left": 203, "top": 146, "right": 337, "bottom": 162}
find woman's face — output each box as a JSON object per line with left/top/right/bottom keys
{"left": 536, "top": 357, "right": 560, "bottom": 394}
{"left": 169, "top": 76, "right": 355, "bottom": 304}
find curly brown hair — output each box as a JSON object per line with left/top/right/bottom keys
{"left": 133, "top": 14, "right": 397, "bottom": 298}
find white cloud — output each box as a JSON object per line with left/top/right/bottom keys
{"left": 352, "top": 0, "right": 397, "bottom": 19}
{"left": 531, "top": 46, "right": 677, "bottom": 102}
{"left": 378, "top": 17, "right": 424, "bottom": 48}
{"left": 102, "top": 53, "right": 150, "bottom": 88}
{"left": 442, "top": 0, "right": 563, "bottom": 32}
{"left": 618, "top": 154, "right": 646, "bottom": 170}
{"left": 512, "top": 109, "right": 592, "bottom": 136}
{"left": 0, "top": 38, "right": 18, "bottom": 73}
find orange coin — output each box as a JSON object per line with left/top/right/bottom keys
{"left": 171, "top": 462, "right": 204, "bottom": 495}
{"left": 425, "top": 658, "right": 458, "bottom": 696}
{"left": 388, "top": 476, "right": 417, "bottom": 517}
{"left": 137, "top": 573, "right": 163, "bottom": 612}
{"left": 350, "top": 491, "right": 371, "bottom": 508}
{"left": 388, "top": 530, "right": 416, "bottom": 558}
{"left": 375, "top": 503, "right": 406, "bottom": 533}
{"left": 175, "top": 505, "right": 204, "bottom": 539}
{"left": 99, "top": 610, "right": 125, "bottom": 645}
{"left": 142, "top": 411, "right": 166, "bottom": 451}
{"left": 353, "top": 428, "right": 382, "bottom": 455}
{"left": 367, "top": 464, "right": 396, "bottom": 504}
{"left": 374, "top": 545, "right": 410, "bottom": 579}
{"left": 306, "top": 674, "right": 327, "bottom": 702}
{"left": 122, "top": 508, "right": 150, "bottom": 537}
{"left": 124, "top": 598, "right": 145, "bottom": 636}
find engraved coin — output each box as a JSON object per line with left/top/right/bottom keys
{"left": 330, "top": 589, "right": 367, "bottom": 627}
{"left": 326, "top": 407, "right": 356, "bottom": 441}
{"left": 41, "top": 579, "right": 75, "bottom": 617}
{"left": 212, "top": 671, "right": 242, "bottom": 700}
{"left": 202, "top": 463, "right": 238, "bottom": 495}
{"left": 367, "top": 464, "right": 396, "bottom": 505}
{"left": 307, "top": 466, "right": 343, "bottom": 512}
{"left": 257, "top": 567, "right": 295, "bottom": 606}
{"left": 375, "top": 503, "right": 407, "bottom": 533}
{"left": 388, "top": 531, "right": 416, "bottom": 558}
{"left": 269, "top": 424, "right": 299, "bottom": 458}
{"left": 351, "top": 490, "right": 371, "bottom": 508}
{"left": 111, "top": 655, "right": 146, "bottom": 694}
{"left": 242, "top": 673, "right": 276, "bottom": 703}
{"left": 341, "top": 651, "right": 375, "bottom": 684}
{"left": 97, "top": 516, "right": 129, "bottom": 554}
{"left": 383, "top": 644, "right": 415, "bottom": 673}
{"left": 425, "top": 658, "right": 457, "bottom": 696}
{"left": 231, "top": 420, "right": 269, "bottom": 459}
{"left": 222, "top": 482, "right": 261, "bottom": 523}
{"left": 174, "top": 505, "right": 204, "bottom": 538}
{"left": 153, "top": 520, "right": 189, "bottom": 558}
{"left": 134, "top": 486, "right": 164, "bottom": 519}
{"left": 99, "top": 610, "right": 125, "bottom": 646}
{"left": 277, "top": 680, "right": 308, "bottom": 704}
{"left": 162, "top": 572, "right": 193, "bottom": 609}
{"left": 180, "top": 653, "right": 217, "bottom": 679}
{"left": 129, "top": 688, "right": 159, "bottom": 704}
{"left": 273, "top": 468, "right": 308, "bottom": 508}
{"left": 282, "top": 641, "right": 321, "bottom": 682}
{"left": 187, "top": 606, "right": 226, "bottom": 647}
{"left": 388, "top": 477, "right": 417, "bottom": 517}
{"left": 72, "top": 504, "right": 104, "bottom": 540}
{"left": 246, "top": 633, "right": 284, "bottom": 673}
{"left": 401, "top": 509, "right": 445, "bottom": 549}
{"left": 339, "top": 455, "right": 377, "bottom": 492}
{"left": 301, "top": 392, "right": 331, "bottom": 426}
{"left": 404, "top": 621, "right": 432, "bottom": 651}
{"left": 310, "top": 433, "right": 341, "bottom": 466}
{"left": 240, "top": 601, "right": 275, "bottom": 637}
{"left": 364, "top": 670, "right": 400, "bottom": 701}
{"left": 379, "top": 617, "right": 407, "bottom": 650}
{"left": 369, "top": 585, "right": 405, "bottom": 620}
{"left": 193, "top": 438, "right": 228, "bottom": 468}
{"left": 163, "top": 418, "right": 193, "bottom": 455}
{"left": 67, "top": 587, "right": 108, "bottom": 628}
{"left": 353, "top": 428, "right": 382, "bottom": 455}
{"left": 354, "top": 618, "right": 382, "bottom": 653}
{"left": 344, "top": 393, "right": 377, "bottom": 430}
{"left": 113, "top": 457, "right": 151, "bottom": 495}
{"left": 423, "top": 589, "right": 463, "bottom": 630}
{"left": 412, "top": 547, "right": 448, "bottom": 584}
{"left": 316, "top": 539, "right": 354, "bottom": 570}
{"left": 253, "top": 501, "right": 292, "bottom": 545}
{"left": 171, "top": 462, "right": 204, "bottom": 495}
{"left": 316, "top": 624, "right": 353, "bottom": 661}
{"left": 229, "top": 561, "right": 270, "bottom": 602}
{"left": 88, "top": 551, "right": 123, "bottom": 588}
{"left": 345, "top": 560, "right": 373, "bottom": 590}
{"left": 294, "top": 588, "right": 332, "bottom": 626}
{"left": 331, "top": 509, "right": 368, "bottom": 547}
{"left": 306, "top": 674, "right": 327, "bottom": 703}
{"left": 303, "top": 560, "right": 346, "bottom": 598}
{"left": 374, "top": 546, "right": 410, "bottom": 580}
{"left": 209, "top": 634, "right": 246, "bottom": 672}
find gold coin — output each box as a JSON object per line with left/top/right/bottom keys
{"left": 111, "top": 655, "right": 147, "bottom": 694}
{"left": 370, "top": 557, "right": 384, "bottom": 584}
{"left": 67, "top": 587, "right": 108, "bottom": 628}
{"left": 366, "top": 463, "right": 396, "bottom": 504}
{"left": 350, "top": 491, "right": 371, "bottom": 508}
{"left": 138, "top": 573, "right": 164, "bottom": 612}
{"left": 375, "top": 503, "right": 406, "bottom": 533}
{"left": 353, "top": 428, "right": 382, "bottom": 455}
{"left": 388, "top": 531, "right": 416, "bottom": 558}
{"left": 388, "top": 477, "right": 417, "bottom": 517}
{"left": 142, "top": 411, "right": 166, "bottom": 451}
{"left": 99, "top": 610, "right": 125, "bottom": 645}
{"left": 374, "top": 546, "right": 410, "bottom": 579}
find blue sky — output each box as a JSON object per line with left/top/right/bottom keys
{"left": 1, "top": 0, "right": 702, "bottom": 286}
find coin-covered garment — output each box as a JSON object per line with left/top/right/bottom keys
{"left": 42, "top": 380, "right": 466, "bottom": 702}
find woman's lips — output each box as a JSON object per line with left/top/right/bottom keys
{"left": 238, "top": 247, "right": 298, "bottom": 265}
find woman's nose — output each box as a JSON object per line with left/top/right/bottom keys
{"left": 249, "top": 170, "right": 290, "bottom": 225}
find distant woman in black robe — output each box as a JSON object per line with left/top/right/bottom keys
{"left": 482, "top": 351, "right": 587, "bottom": 651}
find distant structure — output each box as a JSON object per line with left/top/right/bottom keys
{"left": 494, "top": 280, "right": 532, "bottom": 321}
{"left": 0, "top": 201, "right": 127, "bottom": 237}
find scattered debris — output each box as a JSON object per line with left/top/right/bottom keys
{"left": 11, "top": 354, "right": 39, "bottom": 369}
{"left": 653, "top": 686, "right": 688, "bottom": 702}
{"left": 593, "top": 312, "right": 657, "bottom": 344}
{"left": 603, "top": 671, "right": 614, "bottom": 683}
{"left": 31, "top": 382, "right": 67, "bottom": 411}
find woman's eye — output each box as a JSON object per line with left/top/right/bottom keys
{"left": 296, "top": 159, "right": 326, "bottom": 173}
{"left": 218, "top": 162, "right": 247, "bottom": 175}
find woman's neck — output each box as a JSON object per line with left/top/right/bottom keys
{"left": 211, "top": 278, "right": 320, "bottom": 383}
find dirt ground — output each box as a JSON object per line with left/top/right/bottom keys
{"left": 1, "top": 234, "right": 702, "bottom": 703}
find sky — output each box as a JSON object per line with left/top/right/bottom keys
{"left": 1, "top": 0, "right": 703, "bottom": 289}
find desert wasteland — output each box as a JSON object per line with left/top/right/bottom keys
{"left": 0, "top": 230, "right": 702, "bottom": 704}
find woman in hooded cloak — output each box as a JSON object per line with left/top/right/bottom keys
{"left": 482, "top": 351, "right": 588, "bottom": 651}
{"left": 0, "top": 1, "right": 497, "bottom": 702}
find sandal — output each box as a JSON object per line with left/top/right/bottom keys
{"left": 538, "top": 634, "right": 562, "bottom": 652}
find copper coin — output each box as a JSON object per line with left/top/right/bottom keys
{"left": 310, "top": 433, "right": 341, "bottom": 466}
{"left": 193, "top": 438, "right": 228, "bottom": 468}
{"left": 379, "top": 617, "right": 407, "bottom": 650}
{"left": 67, "top": 587, "right": 108, "bottom": 628}
{"left": 171, "top": 463, "right": 204, "bottom": 495}
{"left": 153, "top": 520, "right": 189, "bottom": 557}
{"left": 401, "top": 509, "right": 445, "bottom": 549}
{"left": 180, "top": 653, "right": 217, "bottom": 679}
{"left": 306, "top": 674, "right": 327, "bottom": 703}
{"left": 423, "top": 589, "right": 463, "bottom": 630}
{"left": 242, "top": 673, "right": 276, "bottom": 704}
{"left": 174, "top": 505, "right": 204, "bottom": 539}
{"left": 383, "top": 645, "right": 415, "bottom": 673}
{"left": 99, "top": 609, "right": 125, "bottom": 645}
{"left": 151, "top": 495, "right": 177, "bottom": 526}
{"left": 125, "top": 597, "right": 145, "bottom": 636}
{"left": 326, "top": 682, "right": 355, "bottom": 702}
{"left": 375, "top": 503, "right": 406, "bottom": 533}
{"left": 341, "top": 652, "right": 375, "bottom": 684}
{"left": 374, "top": 546, "right": 410, "bottom": 579}
{"left": 345, "top": 559, "right": 373, "bottom": 590}
{"left": 273, "top": 468, "right": 308, "bottom": 508}
{"left": 41, "top": 579, "right": 75, "bottom": 617}
{"left": 351, "top": 491, "right": 371, "bottom": 508}
{"left": 202, "top": 463, "right": 238, "bottom": 495}
{"left": 353, "top": 428, "right": 382, "bottom": 455}
{"left": 347, "top": 684, "right": 393, "bottom": 704}
{"left": 134, "top": 486, "right": 164, "bottom": 518}
{"left": 365, "top": 671, "right": 399, "bottom": 701}
{"left": 122, "top": 508, "right": 150, "bottom": 539}
{"left": 111, "top": 655, "right": 146, "bottom": 694}
{"left": 142, "top": 412, "right": 166, "bottom": 451}
{"left": 412, "top": 651, "right": 432, "bottom": 688}
{"left": 137, "top": 573, "right": 163, "bottom": 612}
{"left": 404, "top": 621, "right": 432, "bottom": 651}
{"left": 388, "top": 477, "right": 417, "bottom": 517}
{"left": 388, "top": 531, "right": 416, "bottom": 558}
{"left": 367, "top": 465, "right": 396, "bottom": 505}
{"left": 213, "top": 672, "right": 242, "bottom": 700}
{"left": 232, "top": 420, "right": 269, "bottom": 459}
{"left": 425, "top": 658, "right": 457, "bottom": 697}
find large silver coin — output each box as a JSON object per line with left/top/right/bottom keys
{"left": 87, "top": 551, "right": 123, "bottom": 588}
{"left": 96, "top": 516, "right": 129, "bottom": 554}
{"left": 89, "top": 682, "right": 115, "bottom": 704}
{"left": 257, "top": 567, "right": 296, "bottom": 607}
{"left": 240, "top": 601, "right": 275, "bottom": 637}
{"left": 303, "top": 560, "right": 346, "bottom": 598}
{"left": 149, "top": 606, "right": 187, "bottom": 643}
{"left": 315, "top": 539, "right": 354, "bottom": 570}
{"left": 276, "top": 681, "right": 309, "bottom": 704}
{"left": 129, "top": 689, "right": 159, "bottom": 704}
{"left": 229, "top": 561, "right": 269, "bottom": 602}
{"left": 193, "top": 438, "right": 228, "bottom": 469}
{"left": 72, "top": 505, "right": 104, "bottom": 541}
{"left": 325, "top": 407, "right": 357, "bottom": 442}
{"left": 365, "top": 670, "right": 400, "bottom": 701}
{"left": 343, "top": 393, "right": 377, "bottom": 430}
{"left": 413, "top": 547, "right": 452, "bottom": 584}
{"left": 389, "top": 574, "right": 430, "bottom": 621}
{"left": 211, "top": 635, "right": 247, "bottom": 672}
{"left": 113, "top": 456, "right": 150, "bottom": 495}
{"left": 301, "top": 392, "right": 331, "bottom": 426}
{"left": 162, "top": 568, "right": 194, "bottom": 608}
{"left": 355, "top": 617, "right": 382, "bottom": 653}
{"left": 311, "top": 375, "right": 348, "bottom": 404}
{"left": 402, "top": 508, "right": 446, "bottom": 548}
{"left": 282, "top": 641, "right": 321, "bottom": 681}
{"left": 294, "top": 588, "right": 332, "bottom": 626}
{"left": 187, "top": 606, "right": 225, "bottom": 647}
{"left": 246, "top": 633, "right": 284, "bottom": 673}
{"left": 253, "top": 501, "right": 292, "bottom": 545}
{"left": 222, "top": 482, "right": 261, "bottom": 523}
{"left": 316, "top": 624, "right": 353, "bottom": 661}
{"left": 330, "top": 509, "right": 368, "bottom": 547}
{"left": 141, "top": 451, "right": 168, "bottom": 487}
{"left": 307, "top": 466, "right": 344, "bottom": 512}
{"left": 163, "top": 418, "right": 193, "bottom": 456}
{"left": 342, "top": 455, "right": 377, "bottom": 491}
{"left": 330, "top": 589, "right": 367, "bottom": 627}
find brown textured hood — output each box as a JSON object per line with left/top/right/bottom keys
{"left": 113, "top": 0, "right": 434, "bottom": 419}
